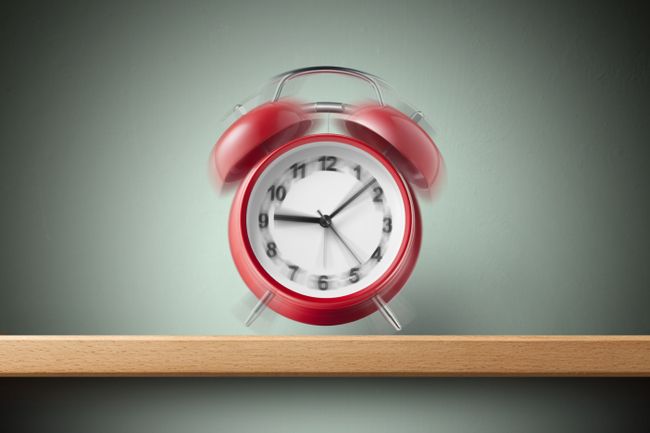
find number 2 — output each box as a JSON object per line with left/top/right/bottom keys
{"left": 373, "top": 187, "right": 383, "bottom": 202}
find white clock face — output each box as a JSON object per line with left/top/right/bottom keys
{"left": 245, "top": 140, "right": 407, "bottom": 299}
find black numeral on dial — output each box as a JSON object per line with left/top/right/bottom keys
{"left": 371, "top": 246, "right": 382, "bottom": 261}
{"left": 373, "top": 186, "right": 383, "bottom": 202}
{"left": 290, "top": 162, "right": 306, "bottom": 179}
{"left": 349, "top": 267, "right": 360, "bottom": 283}
{"left": 382, "top": 217, "right": 392, "bottom": 233}
{"left": 288, "top": 265, "right": 299, "bottom": 280}
{"left": 318, "top": 156, "right": 337, "bottom": 171}
{"left": 266, "top": 242, "right": 277, "bottom": 257}
{"left": 267, "top": 185, "right": 286, "bottom": 201}
{"left": 353, "top": 165, "right": 361, "bottom": 180}
{"left": 259, "top": 213, "right": 268, "bottom": 228}
{"left": 318, "top": 275, "right": 329, "bottom": 290}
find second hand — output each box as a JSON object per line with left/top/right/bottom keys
{"left": 318, "top": 210, "right": 361, "bottom": 265}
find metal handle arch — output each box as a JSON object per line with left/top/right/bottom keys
{"left": 272, "top": 66, "right": 385, "bottom": 106}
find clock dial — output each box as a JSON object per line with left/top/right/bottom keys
{"left": 245, "top": 141, "right": 407, "bottom": 299}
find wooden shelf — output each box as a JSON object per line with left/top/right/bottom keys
{"left": 1, "top": 336, "right": 649, "bottom": 377}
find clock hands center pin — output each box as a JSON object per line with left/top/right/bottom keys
{"left": 318, "top": 210, "right": 362, "bottom": 265}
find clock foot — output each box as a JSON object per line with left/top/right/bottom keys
{"left": 373, "top": 296, "right": 402, "bottom": 332}
{"left": 245, "top": 291, "right": 274, "bottom": 327}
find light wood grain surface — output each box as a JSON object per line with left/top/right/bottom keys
{"left": 1, "top": 336, "right": 649, "bottom": 377}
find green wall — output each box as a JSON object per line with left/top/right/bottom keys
{"left": 1, "top": 0, "right": 649, "bottom": 335}
{"left": 2, "top": 378, "right": 649, "bottom": 432}
{"left": 1, "top": 0, "right": 649, "bottom": 430}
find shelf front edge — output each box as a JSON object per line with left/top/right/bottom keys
{"left": 1, "top": 335, "right": 649, "bottom": 377}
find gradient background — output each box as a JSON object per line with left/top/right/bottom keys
{"left": 1, "top": 0, "right": 649, "bottom": 431}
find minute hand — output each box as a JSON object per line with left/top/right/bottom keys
{"left": 329, "top": 179, "right": 377, "bottom": 219}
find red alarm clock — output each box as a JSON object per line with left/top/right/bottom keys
{"left": 211, "top": 67, "right": 441, "bottom": 330}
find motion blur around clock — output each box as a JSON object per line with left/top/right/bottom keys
{"left": 211, "top": 67, "right": 442, "bottom": 330}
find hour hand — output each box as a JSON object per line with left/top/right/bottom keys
{"left": 274, "top": 214, "right": 321, "bottom": 224}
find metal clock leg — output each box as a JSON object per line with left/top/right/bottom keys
{"left": 244, "top": 291, "right": 274, "bottom": 327}
{"left": 373, "top": 296, "right": 402, "bottom": 331}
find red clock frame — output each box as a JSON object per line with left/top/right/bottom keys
{"left": 228, "top": 134, "right": 422, "bottom": 325}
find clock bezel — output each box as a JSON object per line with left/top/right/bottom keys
{"left": 228, "top": 133, "right": 421, "bottom": 325}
